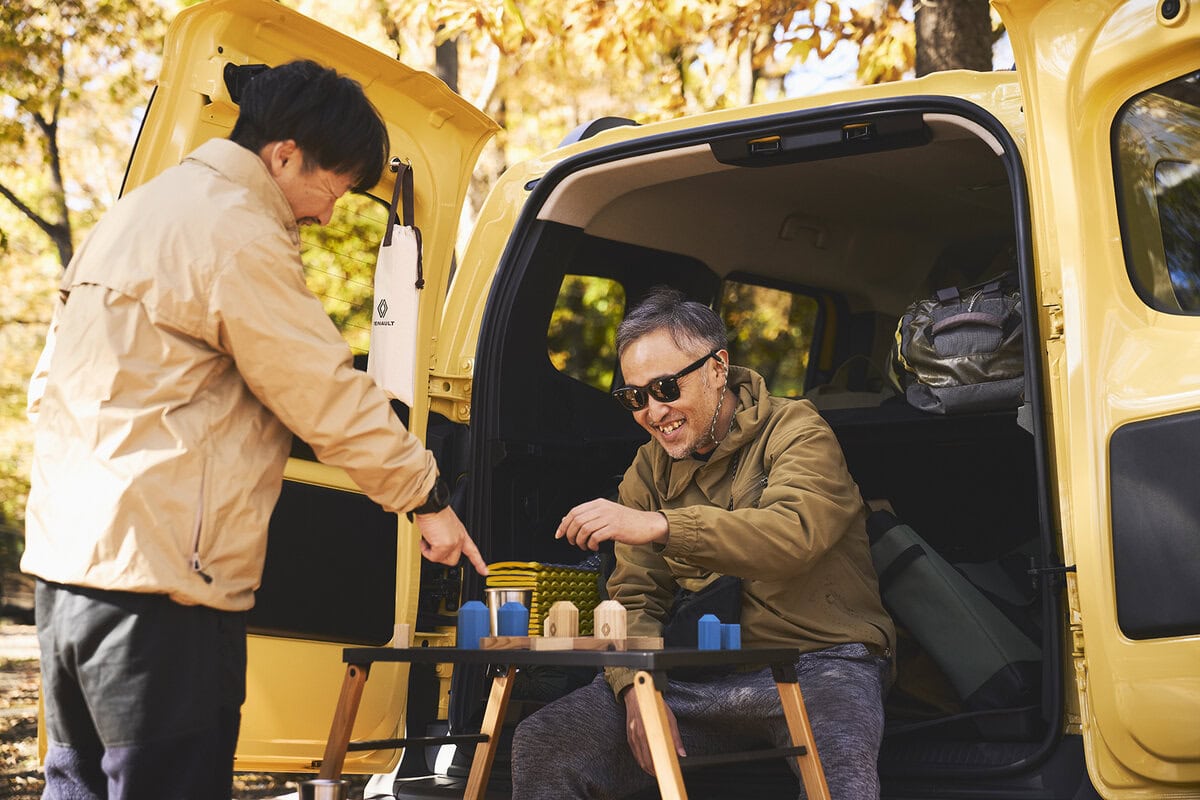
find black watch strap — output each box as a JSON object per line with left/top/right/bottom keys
{"left": 410, "top": 476, "right": 450, "bottom": 516}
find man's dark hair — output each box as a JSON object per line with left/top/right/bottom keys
{"left": 230, "top": 60, "right": 389, "bottom": 193}
{"left": 616, "top": 286, "right": 727, "bottom": 357}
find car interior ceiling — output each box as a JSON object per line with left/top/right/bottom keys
{"left": 535, "top": 113, "right": 1015, "bottom": 315}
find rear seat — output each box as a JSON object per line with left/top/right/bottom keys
{"left": 819, "top": 401, "right": 1038, "bottom": 562}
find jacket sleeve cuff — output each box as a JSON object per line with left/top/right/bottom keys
{"left": 659, "top": 508, "right": 698, "bottom": 559}
{"left": 604, "top": 667, "right": 638, "bottom": 700}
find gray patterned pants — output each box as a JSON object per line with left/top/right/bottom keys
{"left": 510, "top": 642, "right": 889, "bottom": 800}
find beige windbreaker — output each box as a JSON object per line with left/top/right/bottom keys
{"left": 604, "top": 366, "right": 895, "bottom": 696}
{"left": 23, "top": 139, "right": 437, "bottom": 612}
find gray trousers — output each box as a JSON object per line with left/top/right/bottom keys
{"left": 35, "top": 580, "right": 246, "bottom": 800}
{"left": 510, "top": 643, "right": 889, "bottom": 800}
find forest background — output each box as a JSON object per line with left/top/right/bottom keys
{"left": 0, "top": 0, "right": 1006, "bottom": 600}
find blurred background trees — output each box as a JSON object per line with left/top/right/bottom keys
{"left": 0, "top": 0, "right": 166, "bottom": 590}
{"left": 0, "top": 0, "right": 1006, "bottom": 576}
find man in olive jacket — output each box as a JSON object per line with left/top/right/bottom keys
{"left": 23, "top": 61, "right": 486, "bottom": 800}
{"left": 511, "top": 287, "right": 894, "bottom": 799}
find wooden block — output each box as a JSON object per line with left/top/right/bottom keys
{"left": 625, "top": 636, "right": 664, "bottom": 650}
{"left": 593, "top": 600, "right": 627, "bottom": 640}
{"left": 529, "top": 636, "right": 577, "bottom": 651}
{"left": 479, "top": 636, "right": 531, "bottom": 650}
{"left": 562, "top": 637, "right": 662, "bottom": 651}
{"left": 567, "top": 637, "right": 627, "bottom": 651}
{"left": 545, "top": 601, "right": 579, "bottom": 638}
{"left": 391, "top": 622, "right": 412, "bottom": 649}
{"left": 481, "top": 635, "right": 662, "bottom": 652}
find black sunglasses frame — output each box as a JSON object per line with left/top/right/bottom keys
{"left": 611, "top": 350, "right": 719, "bottom": 411}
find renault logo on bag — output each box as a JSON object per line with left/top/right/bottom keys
{"left": 374, "top": 298, "right": 394, "bottom": 326}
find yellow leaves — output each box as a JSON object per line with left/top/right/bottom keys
{"left": 853, "top": 1, "right": 914, "bottom": 84}
{"left": 787, "top": 34, "right": 817, "bottom": 66}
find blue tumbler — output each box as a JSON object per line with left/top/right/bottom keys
{"left": 498, "top": 601, "right": 530, "bottom": 636}
{"left": 721, "top": 623, "right": 742, "bottom": 650}
{"left": 697, "top": 613, "right": 722, "bottom": 650}
{"left": 457, "top": 600, "right": 489, "bottom": 649}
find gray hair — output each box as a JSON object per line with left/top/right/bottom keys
{"left": 616, "top": 286, "right": 727, "bottom": 357}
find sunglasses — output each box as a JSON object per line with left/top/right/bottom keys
{"left": 611, "top": 351, "right": 719, "bottom": 412}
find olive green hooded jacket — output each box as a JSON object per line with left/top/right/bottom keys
{"left": 605, "top": 366, "right": 894, "bottom": 696}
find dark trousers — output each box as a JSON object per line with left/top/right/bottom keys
{"left": 35, "top": 580, "right": 247, "bottom": 800}
{"left": 511, "top": 643, "right": 890, "bottom": 800}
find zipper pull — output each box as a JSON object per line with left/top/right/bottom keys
{"left": 191, "top": 554, "right": 213, "bottom": 584}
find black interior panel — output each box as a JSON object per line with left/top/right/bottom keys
{"left": 250, "top": 480, "right": 397, "bottom": 645}
{"left": 1111, "top": 411, "right": 1200, "bottom": 639}
{"left": 823, "top": 403, "right": 1038, "bottom": 562}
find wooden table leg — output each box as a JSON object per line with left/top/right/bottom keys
{"left": 464, "top": 665, "right": 517, "bottom": 800}
{"left": 318, "top": 663, "right": 371, "bottom": 780}
{"left": 774, "top": 678, "right": 830, "bottom": 800}
{"left": 632, "top": 669, "right": 688, "bottom": 800}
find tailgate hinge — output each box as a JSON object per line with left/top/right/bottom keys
{"left": 427, "top": 369, "right": 473, "bottom": 423}
{"left": 1041, "top": 302, "right": 1064, "bottom": 340}
{"left": 1028, "top": 562, "right": 1075, "bottom": 589}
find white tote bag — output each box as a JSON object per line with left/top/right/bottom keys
{"left": 367, "top": 160, "right": 424, "bottom": 407}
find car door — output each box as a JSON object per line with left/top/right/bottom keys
{"left": 995, "top": 0, "right": 1200, "bottom": 795}
{"left": 122, "top": 0, "right": 497, "bottom": 774}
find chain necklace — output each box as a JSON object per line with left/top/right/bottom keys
{"left": 692, "top": 371, "right": 730, "bottom": 455}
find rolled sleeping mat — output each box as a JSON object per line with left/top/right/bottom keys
{"left": 867, "top": 510, "right": 1041, "bottom": 711}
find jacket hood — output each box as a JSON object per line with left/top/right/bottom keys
{"left": 654, "top": 364, "right": 772, "bottom": 502}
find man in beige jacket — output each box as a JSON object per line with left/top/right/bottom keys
{"left": 23, "top": 60, "right": 485, "bottom": 799}
{"left": 511, "top": 287, "right": 894, "bottom": 799}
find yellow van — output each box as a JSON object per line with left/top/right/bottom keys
{"left": 117, "top": 0, "right": 1199, "bottom": 797}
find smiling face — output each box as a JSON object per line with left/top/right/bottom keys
{"left": 620, "top": 328, "right": 730, "bottom": 459}
{"left": 260, "top": 140, "right": 355, "bottom": 226}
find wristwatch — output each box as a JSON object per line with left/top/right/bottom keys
{"left": 410, "top": 476, "right": 450, "bottom": 516}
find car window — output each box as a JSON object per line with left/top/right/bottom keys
{"left": 547, "top": 275, "right": 626, "bottom": 392}
{"left": 299, "top": 192, "right": 389, "bottom": 357}
{"left": 719, "top": 277, "right": 820, "bottom": 397}
{"left": 1114, "top": 69, "right": 1200, "bottom": 313}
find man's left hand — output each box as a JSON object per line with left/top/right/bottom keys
{"left": 556, "top": 498, "right": 668, "bottom": 550}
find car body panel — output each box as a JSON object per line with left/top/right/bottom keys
{"left": 995, "top": 0, "right": 1200, "bottom": 794}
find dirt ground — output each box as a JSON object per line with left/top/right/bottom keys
{"left": 0, "top": 572, "right": 369, "bottom": 800}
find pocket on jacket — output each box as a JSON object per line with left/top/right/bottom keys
{"left": 732, "top": 471, "right": 769, "bottom": 509}
{"left": 189, "top": 456, "right": 214, "bottom": 583}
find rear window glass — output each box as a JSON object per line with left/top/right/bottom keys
{"left": 299, "top": 192, "right": 388, "bottom": 357}
{"left": 1114, "top": 69, "right": 1200, "bottom": 313}
{"left": 719, "top": 278, "right": 819, "bottom": 397}
{"left": 547, "top": 275, "right": 626, "bottom": 391}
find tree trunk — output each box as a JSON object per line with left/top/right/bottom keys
{"left": 915, "top": 0, "right": 993, "bottom": 77}
{"left": 435, "top": 31, "right": 459, "bottom": 93}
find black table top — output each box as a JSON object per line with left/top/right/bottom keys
{"left": 341, "top": 645, "right": 801, "bottom": 671}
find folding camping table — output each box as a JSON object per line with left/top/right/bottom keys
{"left": 316, "top": 646, "right": 830, "bottom": 800}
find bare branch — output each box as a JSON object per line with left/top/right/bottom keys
{"left": 0, "top": 181, "right": 57, "bottom": 241}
